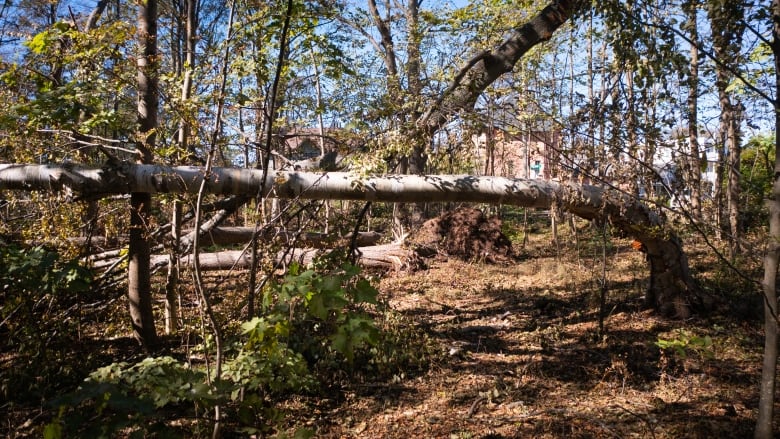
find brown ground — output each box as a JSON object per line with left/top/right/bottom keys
{"left": 1, "top": 211, "right": 770, "bottom": 438}
{"left": 281, "top": 230, "right": 766, "bottom": 438}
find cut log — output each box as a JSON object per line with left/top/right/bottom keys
{"left": 188, "top": 227, "right": 383, "bottom": 248}
{"left": 143, "top": 241, "right": 416, "bottom": 271}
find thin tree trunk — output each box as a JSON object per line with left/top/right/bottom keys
{"left": 164, "top": 200, "right": 181, "bottom": 334}
{"left": 129, "top": 0, "right": 159, "bottom": 348}
{"left": 714, "top": 129, "right": 725, "bottom": 239}
{"left": 727, "top": 101, "right": 743, "bottom": 256}
{"left": 164, "top": 0, "right": 197, "bottom": 337}
{"left": 192, "top": 1, "right": 239, "bottom": 436}
{"left": 755, "top": 2, "right": 780, "bottom": 436}
{"left": 626, "top": 63, "right": 639, "bottom": 196}
{"left": 310, "top": 48, "right": 331, "bottom": 233}
{"left": 608, "top": 68, "right": 623, "bottom": 185}
{"left": 178, "top": 0, "right": 197, "bottom": 162}
{"left": 367, "top": 0, "right": 399, "bottom": 92}
{"left": 404, "top": 0, "right": 426, "bottom": 178}
{"left": 586, "top": 9, "right": 595, "bottom": 179}
{"left": 707, "top": 0, "right": 745, "bottom": 256}
{"left": 685, "top": 0, "right": 702, "bottom": 220}
{"left": 641, "top": 83, "right": 658, "bottom": 199}
{"left": 77, "top": 0, "right": 111, "bottom": 256}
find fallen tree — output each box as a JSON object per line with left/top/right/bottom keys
{"left": 94, "top": 208, "right": 507, "bottom": 273}
{"left": 141, "top": 242, "right": 415, "bottom": 272}
{"left": 187, "top": 227, "right": 383, "bottom": 249}
{"left": 72, "top": 228, "right": 382, "bottom": 254}
{"left": 0, "top": 162, "right": 702, "bottom": 317}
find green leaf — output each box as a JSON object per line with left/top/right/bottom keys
{"left": 293, "top": 427, "right": 316, "bottom": 439}
{"left": 353, "top": 279, "right": 378, "bottom": 304}
{"left": 330, "top": 315, "right": 379, "bottom": 365}
{"left": 318, "top": 274, "right": 342, "bottom": 293}
{"left": 307, "top": 293, "right": 331, "bottom": 320}
{"left": 26, "top": 30, "right": 52, "bottom": 54}
{"left": 43, "top": 422, "right": 63, "bottom": 439}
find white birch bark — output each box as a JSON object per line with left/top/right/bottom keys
{"left": 0, "top": 162, "right": 701, "bottom": 317}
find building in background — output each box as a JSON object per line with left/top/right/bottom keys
{"left": 470, "top": 125, "right": 561, "bottom": 181}
{"left": 649, "top": 136, "right": 719, "bottom": 205}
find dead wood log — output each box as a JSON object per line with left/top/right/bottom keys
{"left": 189, "top": 227, "right": 383, "bottom": 248}
{"left": 141, "top": 241, "right": 415, "bottom": 271}
{"left": 0, "top": 163, "right": 701, "bottom": 317}
{"left": 88, "top": 241, "right": 416, "bottom": 272}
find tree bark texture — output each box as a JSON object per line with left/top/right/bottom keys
{"left": 130, "top": 0, "right": 159, "bottom": 348}
{"left": 147, "top": 242, "right": 413, "bottom": 272}
{"left": 707, "top": 0, "right": 745, "bottom": 256}
{"left": 755, "top": 1, "right": 780, "bottom": 436}
{"left": 184, "top": 227, "right": 382, "bottom": 249}
{"left": 164, "top": 199, "right": 181, "bottom": 334}
{"left": 726, "top": 102, "right": 743, "bottom": 255}
{"left": 684, "top": 0, "right": 702, "bottom": 220}
{"left": 0, "top": 163, "right": 700, "bottom": 317}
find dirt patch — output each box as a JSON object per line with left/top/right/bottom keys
{"left": 410, "top": 207, "right": 514, "bottom": 263}
{"left": 306, "top": 249, "right": 762, "bottom": 438}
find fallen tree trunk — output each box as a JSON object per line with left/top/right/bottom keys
{"left": 188, "top": 227, "right": 383, "bottom": 248}
{"left": 142, "top": 242, "right": 413, "bottom": 271}
{"left": 77, "top": 229, "right": 382, "bottom": 261}
{"left": 0, "top": 163, "right": 701, "bottom": 317}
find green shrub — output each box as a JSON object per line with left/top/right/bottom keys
{"left": 46, "top": 260, "right": 383, "bottom": 436}
{"left": 262, "top": 260, "right": 380, "bottom": 367}
{"left": 0, "top": 244, "right": 92, "bottom": 401}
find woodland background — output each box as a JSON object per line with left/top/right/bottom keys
{"left": 1, "top": 0, "right": 779, "bottom": 437}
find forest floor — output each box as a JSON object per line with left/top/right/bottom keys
{"left": 282, "top": 232, "right": 767, "bottom": 438}
{"left": 1, "top": 218, "right": 771, "bottom": 438}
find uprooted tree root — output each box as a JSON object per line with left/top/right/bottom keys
{"left": 409, "top": 207, "right": 515, "bottom": 263}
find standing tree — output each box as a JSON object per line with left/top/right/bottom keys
{"left": 707, "top": 0, "right": 746, "bottom": 257}
{"left": 163, "top": 0, "right": 199, "bottom": 335}
{"left": 757, "top": 3, "right": 780, "bottom": 437}
{"left": 684, "top": 0, "right": 703, "bottom": 220}
{"left": 129, "top": 0, "right": 159, "bottom": 348}
{"left": 339, "top": 0, "right": 429, "bottom": 234}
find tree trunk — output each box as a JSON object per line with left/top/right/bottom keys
{"left": 726, "top": 101, "right": 743, "bottom": 256}
{"left": 684, "top": 0, "right": 702, "bottom": 220}
{"left": 164, "top": 200, "right": 181, "bottom": 334}
{"left": 404, "top": 0, "right": 426, "bottom": 177}
{"left": 625, "top": 63, "right": 639, "bottom": 196}
{"left": 707, "top": 0, "right": 745, "bottom": 256}
{"left": 755, "top": 2, "right": 780, "bottom": 436}
{"left": 149, "top": 242, "right": 413, "bottom": 272}
{"left": 0, "top": 163, "right": 701, "bottom": 317}
{"left": 129, "top": 0, "right": 159, "bottom": 348}
{"left": 367, "top": 0, "right": 399, "bottom": 92}
{"left": 420, "top": 0, "right": 587, "bottom": 131}
{"left": 183, "top": 227, "right": 382, "bottom": 248}
{"left": 177, "top": 0, "right": 198, "bottom": 162}
{"left": 713, "top": 131, "right": 725, "bottom": 239}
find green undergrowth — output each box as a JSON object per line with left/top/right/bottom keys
{"left": 40, "top": 253, "right": 439, "bottom": 437}
{"left": 0, "top": 244, "right": 94, "bottom": 402}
